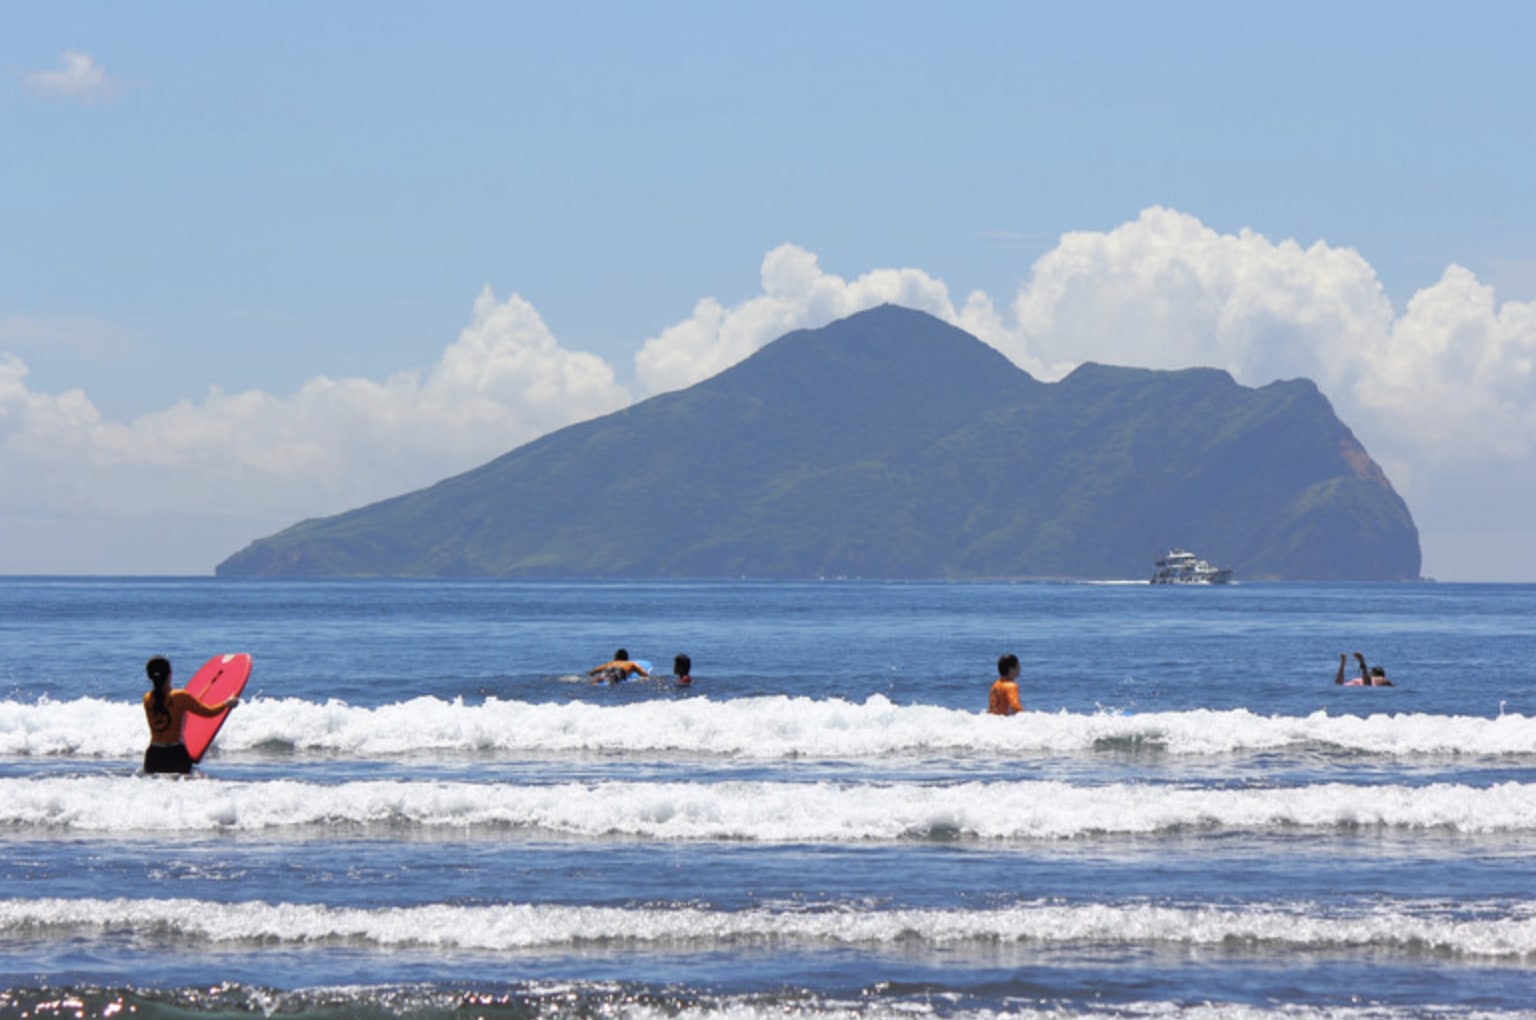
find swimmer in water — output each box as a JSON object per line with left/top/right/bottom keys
{"left": 589, "top": 648, "right": 650, "bottom": 684}
{"left": 1335, "top": 651, "right": 1394, "bottom": 687}
{"left": 673, "top": 653, "right": 692, "bottom": 686}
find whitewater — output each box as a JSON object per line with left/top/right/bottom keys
{"left": 8, "top": 897, "right": 1536, "bottom": 958}
{"left": 7, "top": 695, "right": 1536, "bottom": 760}
{"left": 5, "top": 769, "right": 1536, "bottom": 839}
{"left": 3, "top": 577, "right": 1535, "bottom": 1019}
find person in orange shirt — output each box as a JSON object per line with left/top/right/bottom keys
{"left": 588, "top": 648, "right": 651, "bottom": 684}
{"left": 988, "top": 653, "right": 1023, "bottom": 715}
{"left": 142, "top": 655, "right": 239, "bottom": 774}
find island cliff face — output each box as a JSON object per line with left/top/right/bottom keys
{"left": 216, "top": 305, "right": 1421, "bottom": 580}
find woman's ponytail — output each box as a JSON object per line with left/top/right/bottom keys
{"left": 145, "top": 655, "right": 172, "bottom": 727}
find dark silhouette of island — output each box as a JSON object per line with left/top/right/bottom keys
{"left": 216, "top": 305, "right": 1421, "bottom": 580}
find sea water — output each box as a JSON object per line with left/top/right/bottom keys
{"left": 1, "top": 578, "right": 1534, "bottom": 1019}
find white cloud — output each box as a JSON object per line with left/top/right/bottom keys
{"left": 998, "top": 207, "right": 1398, "bottom": 388}
{"left": 0, "top": 290, "right": 630, "bottom": 570}
{"left": 21, "top": 51, "right": 120, "bottom": 103}
{"left": 633, "top": 213, "right": 1406, "bottom": 408}
{"left": 1357, "top": 265, "right": 1536, "bottom": 459}
{"left": 635, "top": 208, "right": 1536, "bottom": 473}
{"left": 634, "top": 244, "right": 1001, "bottom": 393}
{"left": 988, "top": 208, "right": 1536, "bottom": 471}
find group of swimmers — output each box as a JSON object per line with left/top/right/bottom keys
{"left": 987, "top": 649, "right": 1394, "bottom": 715}
{"left": 588, "top": 649, "right": 692, "bottom": 686}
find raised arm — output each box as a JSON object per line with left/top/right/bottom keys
{"left": 1335, "top": 654, "right": 1347, "bottom": 685}
{"left": 177, "top": 691, "right": 237, "bottom": 718}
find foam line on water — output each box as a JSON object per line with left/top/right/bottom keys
{"left": 4, "top": 897, "right": 1536, "bottom": 959}
{"left": 4, "top": 775, "right": 1536, "bottom": 838}
{"left": 0, "top": 986, "right": 1529, "bottom": 1020}
{"left": 3, "top": 696, "right": 1534, "bottom": 760}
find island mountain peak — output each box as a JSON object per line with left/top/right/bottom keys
{"left": 217, "top": 306, "right": 1420, "bottom": 580}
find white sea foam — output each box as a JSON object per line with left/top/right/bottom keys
{"left": 648, "top": 1004, "right": 1536, "bottom": 1020}
{"left": 403, "top": 1003, "right": 1536, "bottom": 1020}
{"left": 369, "top": 1002, "right": 1536, "bottom": 1020}
{"left": 4, "top": 896, "right": 1536, "bottom": 959}
{"left": 3, "top": 695, "right": 1535, "bottom": 760}
{"left": 3, "top": 775, "right": 1535, "bottom": 838}
{"left": 462, "top": 1003, "right": 1536, "bottom": 1020}
{"left": 1, "top": 989, "right": 1524, "bottom": 1020}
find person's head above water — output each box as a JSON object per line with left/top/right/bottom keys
{"left": 673, "top": 654, "right": 691, "bottom": 676}
{"left": 614, "top": 648, "right": 629, "bottom": 661}
{"left": 145, "top": 655, "right": 171, "bottom": 689}
{"left": 997, "top": 653, "right": 1020, "bottom": 677}
{"left": 1371, "top": 665, "right": 1387, "bottom": 678}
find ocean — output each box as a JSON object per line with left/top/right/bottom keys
{"left": 2, "top": 577, "right": 1534, "bottom": 1019}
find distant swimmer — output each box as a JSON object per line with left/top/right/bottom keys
{"left": 142, "top": 655, "right": 239, "bottom": 774}
{"left": 673, "top": 653, "right": 693, "bottom": 687}
{"left": 1335, "top": 651, "right": 1394, "bottom": 687}
{"left": 589, "top": 648, "right": 650, "bottom": 684}
{"left": 988, "top": 653, "right": 1023, "bottom": 715}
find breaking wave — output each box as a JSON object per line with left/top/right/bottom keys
{"left": 4, "top": 775, "right": 1535, "bottom": 839}
{"left": 5, "top": 896, "right": 1536, "bottom": 959}
{"left": 3, "top": 695, "right": 1534, "bottom": 760}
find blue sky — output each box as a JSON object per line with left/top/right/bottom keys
{"left": 4, "top": 1, "right": 1535, "bottom": 578}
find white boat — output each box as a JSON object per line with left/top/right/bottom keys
{"left": 1150, "top": 549, "right": 1232, "bottom": 585}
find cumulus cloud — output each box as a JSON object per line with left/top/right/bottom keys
{"left": 20, "top": 51, "right": 120, "bottom": 103}
{"left": 991, "top": 209, "right": 1536, "bottom": 467}
{"left": 635, "top": 208, "right": 1536, "bottom": 473}
{"left": 0, "top": 289, "right": 630, "bottom": 533}
{"left": 1356, "top": 264, "right": 1536, "bottom": 459}
{"left": 634, "top": 244, "right": 1001, "bottom": 393}
{"left": 998, "top": 208, "right": 1397, "bottom": 388}
{"left": 634, "top": 213, "right": 1396, "bottom": 402}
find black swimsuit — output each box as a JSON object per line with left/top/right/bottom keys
{"left": 143, "top": 742, "right": 194, "bottom": 774}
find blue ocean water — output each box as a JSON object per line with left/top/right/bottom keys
{"left": 2, "top": 577, "right": 1535, "bottom": 1019}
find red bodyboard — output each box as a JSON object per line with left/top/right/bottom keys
{"left": 181, "top": 653, "right": 252, "bottom": 763}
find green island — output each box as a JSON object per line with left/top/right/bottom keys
{"left": 217, "top": 305, "right": 1420, "bottom": 581}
